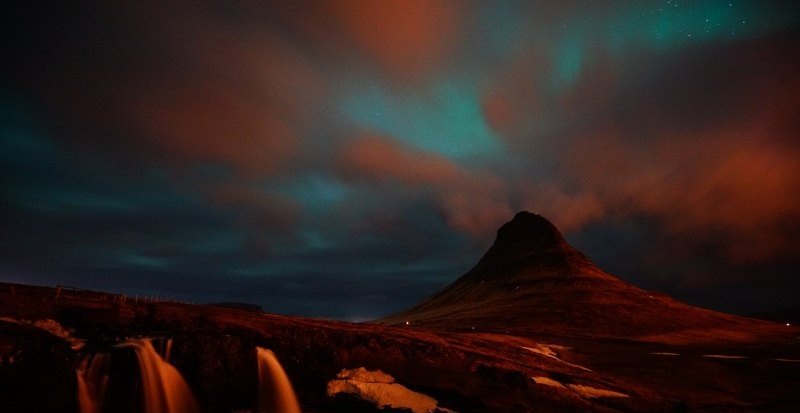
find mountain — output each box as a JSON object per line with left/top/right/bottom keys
{"left": 749, "top": 307, "right": 800, "bottom": 325}
{"left": 380, "top": 212, "right": 782, "bottom": 341}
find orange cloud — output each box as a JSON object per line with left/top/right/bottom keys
{"left": 130, "top": 80, "right": 296, "bottom": 178}
{"left": 337, "top": 135, "right": 463, "bottom": 186}
{"left": 519, "top": 184, "right": 605, "bottom": 233}
{"left": 325, "top": 0, "right": 465, "bottom": 84}
{"left": 562, "top": 127, "right": 800, "bottom": 263}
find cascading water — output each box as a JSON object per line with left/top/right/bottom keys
{"left": 117, "top": 339, "right": 199, "bottom": 413}
{"left": 256, "top": 347, "right": 301, "bottom": 413}
{"left": 164, "top": 338, "right": 173, "bottom": 364}
{"left": 77, "top": 340, "right": 299, "bottom": 413}
{"left": 76, "top": 352, "right": 111, "bottom": 413}
{"left": 152, "top": 337, "right": 174, "bottom": 363}
{"left": 77, "top": 339, "right": 198, "bottom": 413}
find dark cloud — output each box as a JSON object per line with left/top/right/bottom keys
{"left": 336, "top": 134, "right": 511, "bottom": 236}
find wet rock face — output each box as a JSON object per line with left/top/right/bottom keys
{"left": 0, "top": 320, "right": 78, "bottom": 413}
{"left": 168, "top": 334, "right": 259, "bottom": 412}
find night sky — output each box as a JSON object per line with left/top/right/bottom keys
{"left": 2, "top": 1, "right": 799, "bottom": 320}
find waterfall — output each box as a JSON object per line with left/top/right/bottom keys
{"left": 152, "top": 337, "right": 174, "bottom": 363}
{"left": 76, "top": 352, "right": 111, "bottom": 413}
{"left": 117, "top": 339, "right": 199, "bottom": 413}
{"left": 78, "top": 340, "right": 298, "bottom": 413}
{"left": 164, "top": 338, "right": 173, "bottom": 364}
{"left": 256, "top": 347, "right": 301, "bottom": 413}
{"left": 78, "top": 338, "right": 198, "bottom": 413}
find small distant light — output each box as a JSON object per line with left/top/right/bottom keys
{"left": 405, "top": 321, "right": 410, "bottom": 325}
{"left": 787, "top": 323, "right": 791, "bottom": 327}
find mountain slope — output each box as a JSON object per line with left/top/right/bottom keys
{"left": 380, "top": 212, "right": 783, "bottom": 341}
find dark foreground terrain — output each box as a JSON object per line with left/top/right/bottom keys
{"left": 2, "top": 213, "right": 799, "bottom": 412}
{"left": 0, "top": 281, "right": 799, "bottom": 413}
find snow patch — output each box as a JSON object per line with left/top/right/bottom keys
{"left": 702, "top": 354, "right": 748, "bottom": 359}
{"left": 335, "top": 367, "right": 395, "bottom": 383}
{"left": 774, "top": 358, "right": 800, "bottom": 363}
{"left": 327, "top": 367, "right": 455, "bottom": 413}
{"left": 531, "top": 376, "right": 566, "bottom": 389}
{"left": 531, "top": 376, "right": 628, "bottom": 399}
{"left": 650, "top": 352, "right": 680, "bottom": 356}
{"left": 568, "top": 384, "right": 629, "bottom": 399}
{"left": 521, "top": 345, "right": 592, "bottom": 372}
{"left": 522, "top": 344, "right": 557, "bottom": 357}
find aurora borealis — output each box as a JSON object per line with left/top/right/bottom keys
{"left": 2, "top": 1, "right": 799, "bottom": 319}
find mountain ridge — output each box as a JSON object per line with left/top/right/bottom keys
{"left": 380, "top": 212, "right": 784, "bottom": 342}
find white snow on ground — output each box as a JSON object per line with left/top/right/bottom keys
{"left": 774, "top": 358, "right": 800, "bottom": 363}
{"left": 702, "top": 354, "right": 748, "bottom": 359}
{"left": 531, "top": 377, "right": 628, "bottom": 399}
{"left": 522, "top": 344, "right": 557, "bottom": 357}
{"left": 531, "top": 376, "right": 566, "bottom": 389}
{"left": 335, "top": 368, "right": 395, "bottom": 383}
{"left": 521, "top": 345, "right": 592, "bottom": 372}
{"left": 327, "top": 367, "right": 456, "bottom": 413}
{"left": 650, "top": 352, "right": 681, "bottom": 356}
{"left": 568, "top": 384, "right": 629, "bottom": 399}
{"left": 0, "top": 317, "right": 85, "bottom": 350}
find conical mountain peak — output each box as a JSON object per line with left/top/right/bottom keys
{"left": 495, "top": 211, "right": 566, "bottom": 250}
{"left": 381, "top": 211, "right": 756, "bottom": 338}
{"left": 477, "top": 211, "right": 573, "bottom": 268}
